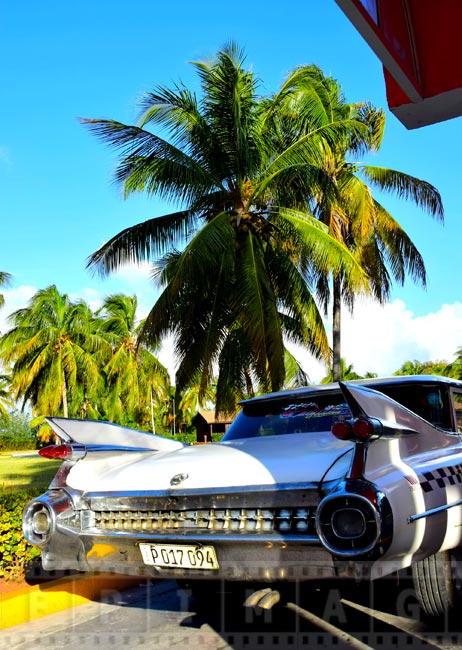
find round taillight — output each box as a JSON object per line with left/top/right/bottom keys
{"left": 331, "top": 421, "right": 352, "bottom": 440}
{"left": 352, "top": 419, "right": 374, "bottom": 440}
{"left": 352, "top": 418, "right": 382, "bottom": 440}
{"left": 39, "top": 444, "right": 75, "bottom": 459}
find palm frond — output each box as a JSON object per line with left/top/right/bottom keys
{"left": 373, "top": 201, "right": 427, "bottom": 286}
{"left": 232, "top": 232, "right": 285, "bottom": 390}
{"left": 279, "top": 207, "right": 368, "bottom": 292}
{"left": 215, "top": 327, "right": 254, "bottom": 413}
{"left": 350, "top": 103, "right": 385, "bottom": 155}
{"left": 338, "top": 171, "right": 376, "bottom": 244}
{"left": 266, "top": 245, "right": 330, "bottom": 362}
{"left": 86, "top": 209, "right": 198, "bottom": 276}
{"left": 283, "top": 348, "right": 310, "bottom": 388}
{"left": 81, "top": 118, "right": 218, "bottom": 201}
{"left": 0, "top": 271, "right": 12, "bottom": 288}
{"left": 358, "top": 166, "right": 444, "bottom": 220}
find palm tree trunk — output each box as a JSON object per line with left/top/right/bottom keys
{"left": 62, "top": 370, "right": 68, "bottom": 419}
{"left": 150, "top": 390, "right": 156, "bottom": 434}
{"left": 244, "top": 369, "right": 255, "bottom": 397}
{"left": 332, "top": 276, "right": 342, "bottom": 383}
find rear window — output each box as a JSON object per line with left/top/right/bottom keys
{"left": 223, "top": 394, "right": 351, "bottom": 441}
{"left": 222, "top": 381, "right": 454, "bottom": 441}
{"left": 378, "top": 383, "right": 451, "bottom": 430}
{"left": 451, "top": 391, "right": 462, "bottom": 432}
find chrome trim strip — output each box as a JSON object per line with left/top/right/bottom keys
{"left": 86, "top": 481, "right": 327, "bottom": 499}
{"left": 83, "top": 445, "right": 158, "bottom": 453}
{"left": 408, "top": 498, "right": 462, "bottom": 523}
{"left": 78, "top": 529, "right": 321, "bottom": 544}
{"left": 85, "top": 482, "right": 334, "bottom": 511}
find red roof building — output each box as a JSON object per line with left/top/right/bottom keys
{"left": 335, "top": 0, "right": 462, "bottom": 129}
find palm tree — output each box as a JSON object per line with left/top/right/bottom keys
{"left": 96, "top": 294, "right": 170, "bottom": 427}
{"left": 175, "top": 374, "right": 216, "bottom": 430}
{"left": 0, "top": 373, "right": 12, "bottom": 421}
{"left": 82, "top": 43, "right": 367, "bottom": 412}
{"left": 0, "top": 286, "right": 104, "bottom": 418}
{"left": 0, "top": 272, "right": 12, "bottom": 312}
{"left": 394, "top": 359, "right": 449, "bottom": 377}
{"left": 282, "top": 349, "right": 310, "bottom": 389}
{"left": 0, "top": 271, "right": 13, "bottom": 417}
{"left": 321, "top": 358, "right": 363, "bottom": 383}
{"left": 393, "top": 359, "right": 425, "bottom": 376}
{"left": 275, "top": 66, "right": 444, "bottom": 381}
{"left": 445, "top": 348, "right": 462, "bottom": 379}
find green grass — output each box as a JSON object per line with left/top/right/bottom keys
{"left": 0, "top": 451, "right": 60, "bottom": 494}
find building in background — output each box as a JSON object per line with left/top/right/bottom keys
{"left": 192, "top": 411, "right": 233, "bottom": 443}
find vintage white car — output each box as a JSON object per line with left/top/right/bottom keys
{"left": 23, "top": 375, "right": 462, "bottom": 618}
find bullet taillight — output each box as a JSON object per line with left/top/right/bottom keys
{"left": 332, "top": 418, "right": 382, "bottom": 441}
{"left": 39, "top": 444, "right": 86, "bottom": 460}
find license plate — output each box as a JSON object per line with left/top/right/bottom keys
{"left": 139, "top": 543, "right": 219, "bottom": 570}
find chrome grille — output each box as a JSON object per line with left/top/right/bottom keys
{"left": 91, "top": 507, "right": 317, "bottom": 535}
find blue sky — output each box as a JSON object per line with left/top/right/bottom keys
{"left": 2, "top": 1, "right": 462, "bottom": 380}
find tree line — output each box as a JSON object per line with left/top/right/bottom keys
{"left": 0, "top": 287, "right": 173, "bottom": 435}
{"left": 0, "top": 282, "right": 461, "bottom": 437}
{"left": 0, "top": 283, "right": 313, "bottom": 437}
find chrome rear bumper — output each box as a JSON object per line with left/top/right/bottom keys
{"left": 23, "top": 486, "right": 337, "bottom": 581}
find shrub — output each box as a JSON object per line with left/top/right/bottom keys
{"left": 155, "top": 430, "right": 195, "bottom": 445}
{"left": 0, "top": 489, "right": 41, "bottom": 581}
{"left": 0, "top": 411, "right": 37, "bottom": 451}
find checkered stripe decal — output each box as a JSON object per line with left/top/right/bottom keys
{"left": 419, "top": 465, "right": 462, "bottom": 493}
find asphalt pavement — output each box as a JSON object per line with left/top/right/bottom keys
{"left": 1, "top": 580, "right": 231, "bottom": 650}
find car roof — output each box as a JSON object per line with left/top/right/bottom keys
{"left": 240, "top": 375, "right": 462, "bottom": 406}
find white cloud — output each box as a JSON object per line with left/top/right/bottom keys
{"left": 112, "top": 261, "right": 153, "bottom": 285}
{"left": 156, "top": 335, "right": 176, "bottom": 383}
{"left": 69, "top": 287, "right": 104, "bottom": 313}
{"left": 295, "top": 298, "right": 462, "bottom": 383}
{"left": 0, "top": 286, "right": 36, "bottom": 334}
{"left": 344, "top": 299, "right": 462, "bottom": 375}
